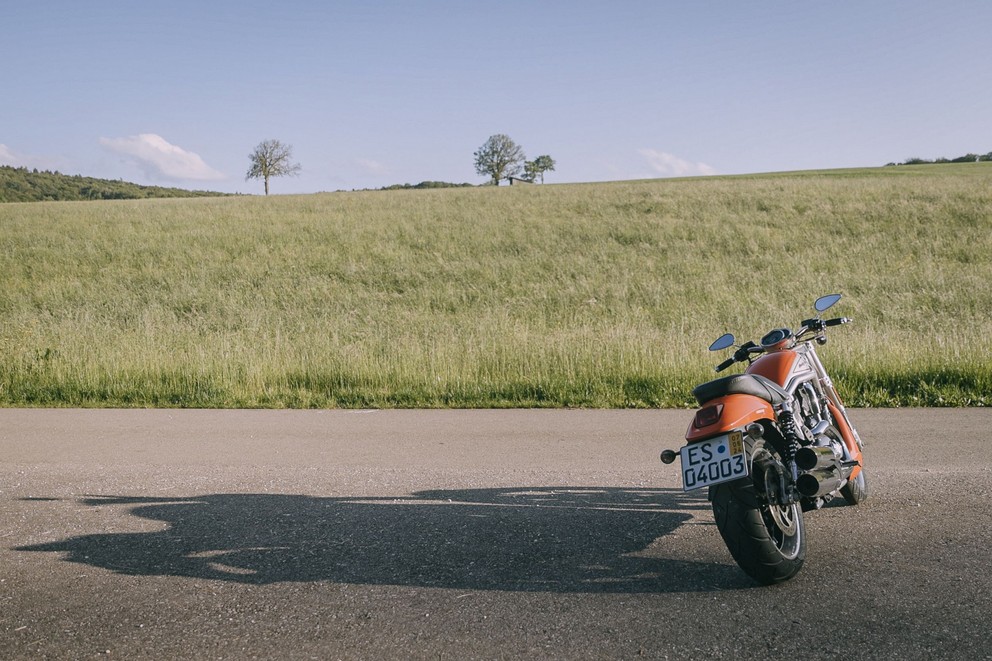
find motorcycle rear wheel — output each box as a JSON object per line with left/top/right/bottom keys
{"left": 711, "top": 442, "right": 806, "bottom": 585}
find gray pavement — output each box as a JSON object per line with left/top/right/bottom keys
{"left": 1, "top": 408, "right": 990, "bottom": 660}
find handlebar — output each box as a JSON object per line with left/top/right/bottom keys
{"left": 715, "top": 357, "right": 736, "bottom": 372}
{"left": 714, "top": 341, "right": 761, "bottom": 372}
{"left": 800, "top": 316, "right": 853, "bottom": 334}
{"left": 713, "top": 318, "right": 851, "bottom": 371}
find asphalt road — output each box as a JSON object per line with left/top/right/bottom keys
{"left": 1, "top": 408, "right": 990, "bottom": 660}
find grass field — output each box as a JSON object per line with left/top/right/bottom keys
{"left": 2, "top": 164, "right": 990, "bottom": 408}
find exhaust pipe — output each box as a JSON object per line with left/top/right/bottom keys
{"left": 795, "top": 446, "right": 838, "bottom": 471}
{"left": 796, "top": 467, "right": 845, "bottom": 497}
{"left": 795, "top": 445, "right": 858, "bottom": 498}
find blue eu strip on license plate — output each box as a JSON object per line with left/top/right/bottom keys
{"left": 680, "top": 431, "right": 748, "bottom": 491}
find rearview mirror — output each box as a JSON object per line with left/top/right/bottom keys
{"left": 709, "top": 333, "right": 736, "bottom": 351}
{"left": 814, "top": 294, "right": 842, "bottom": 312}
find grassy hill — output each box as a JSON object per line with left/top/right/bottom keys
{"left": 1, "top": 164, "right": 989, "bottom": 407}
{"left": 0, "top": 165, "right": 229, "bottom": 202}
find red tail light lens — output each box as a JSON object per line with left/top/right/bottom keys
{"left": 694, "top": 404, "right": 723, "bottom": 428}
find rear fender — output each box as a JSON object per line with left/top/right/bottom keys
{"left": 685, "top": 393, "right": 775, "bottom": 442}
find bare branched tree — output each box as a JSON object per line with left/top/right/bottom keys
{"left": 246, "top": 139, "right": 301, "bottom": 195}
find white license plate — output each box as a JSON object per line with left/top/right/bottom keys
{"left": 680, "top": 431, "right": 749, "bottom": 491}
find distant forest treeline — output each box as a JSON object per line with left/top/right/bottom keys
{"left": 887, "top": 152, "right": 992, "bottom": 166}
{"left": 0, "top": 166, "right": 229, "bottom": 203}
{"left": 378, "top": 181, "right": 474, "bottom": 191}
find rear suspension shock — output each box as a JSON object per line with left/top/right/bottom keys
{"left": 777, "top": 406, "right": 802, "bottom": 503}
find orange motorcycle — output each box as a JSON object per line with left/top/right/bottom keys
{"left": 661, "top": 294, "right": 867, "bottom": 584}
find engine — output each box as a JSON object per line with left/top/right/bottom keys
{"left": 793, "top": 381, "right": 845, "bottom": 458}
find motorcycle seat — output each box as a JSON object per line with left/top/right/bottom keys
{"left": 692, "top": 374, "right": 789, "bottom": 406}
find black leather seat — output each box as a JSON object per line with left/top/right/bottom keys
{"left": 692, "top": 374, "right": 789, "bottom": 406}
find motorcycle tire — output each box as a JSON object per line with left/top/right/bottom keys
{"left": 711, "top": 440, "right": 806, "bottom": 585}
{"left": 840, "top": 467, "right": 868, "bottom": 505}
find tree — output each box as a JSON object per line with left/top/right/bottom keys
{"left": 523, "top": 155, "right": 556, "bottom": 183}
{"left": 473, "top": 134, "right": 525, "bottom": 185}
{"left": 522, "top": 161, "right": 539, "bottom": 183}
{"left": 246, "top": 139, "right": 301, "bottom": 195}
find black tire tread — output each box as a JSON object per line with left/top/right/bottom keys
{"left": 712, "top": 481, "right": 805, "bottom": 585}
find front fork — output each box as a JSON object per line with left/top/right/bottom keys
{"left": 819, "top": 372, "right": 865, "bottom": 451}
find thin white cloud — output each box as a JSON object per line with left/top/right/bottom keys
{"left": 639, "top": 149, "right": 718, "bottom": 178}
{"left": 356, "top": 158, "right": 389, "bottom": 175}
{"left": 0, "top": 144, "right": 59, "bottom": 170}
{"left": 0, "top": 144, "right": 18, "bottom": 166}
{"left": 100, "top": 133, "right": 225, "bottom": 182}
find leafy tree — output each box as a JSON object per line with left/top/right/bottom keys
{"left": 246, "top": 139, "right": 302, "bottom": 195}
{"left": 522, "top": 161, "right": 540, "bottom": 183}
{"left": 523, "top": 155, "right": 556, "bottom": 183}
{"left": 473, "top": 134, "right": 525, "bottom": 185}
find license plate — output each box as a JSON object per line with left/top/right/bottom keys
{"left": 679, "top": 431, "right": 748, "bottom": 491}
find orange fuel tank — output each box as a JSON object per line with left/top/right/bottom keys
{"left": 746, "top": 350, "right": 798, "bottom": 388}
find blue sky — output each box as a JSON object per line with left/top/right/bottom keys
{"left": 3, "top": 1, "right": 990, "bottom": 194}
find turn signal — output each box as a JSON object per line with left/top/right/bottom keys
{"left": 746, "top": 423, "right": 764, "bottom": 439}
{"left": 694, "top": 404, "right": 723, "bottom": 429}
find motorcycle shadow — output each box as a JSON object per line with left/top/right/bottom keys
{"left": 17, "top": 487, "right": 753, "bottom": 593}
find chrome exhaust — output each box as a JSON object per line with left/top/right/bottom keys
{"left": 795, "top": 446, "right": 838, "bottom": 471}
{"left": 796, "top": 467, "right": 845, "bottom": 497}
{"left": 795, "top": 445, "right": 848, "bottom": 497}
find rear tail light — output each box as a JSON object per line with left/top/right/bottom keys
{"left": 694, "top": 404, "right": 723, "bottom": 428}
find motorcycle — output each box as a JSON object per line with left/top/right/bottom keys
{"left": 660, "top": 294, "right": 867, "bottom": 584}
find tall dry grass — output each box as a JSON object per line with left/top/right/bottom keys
{"left": 2, "top": 164, "right": 990, "bottom": 407}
